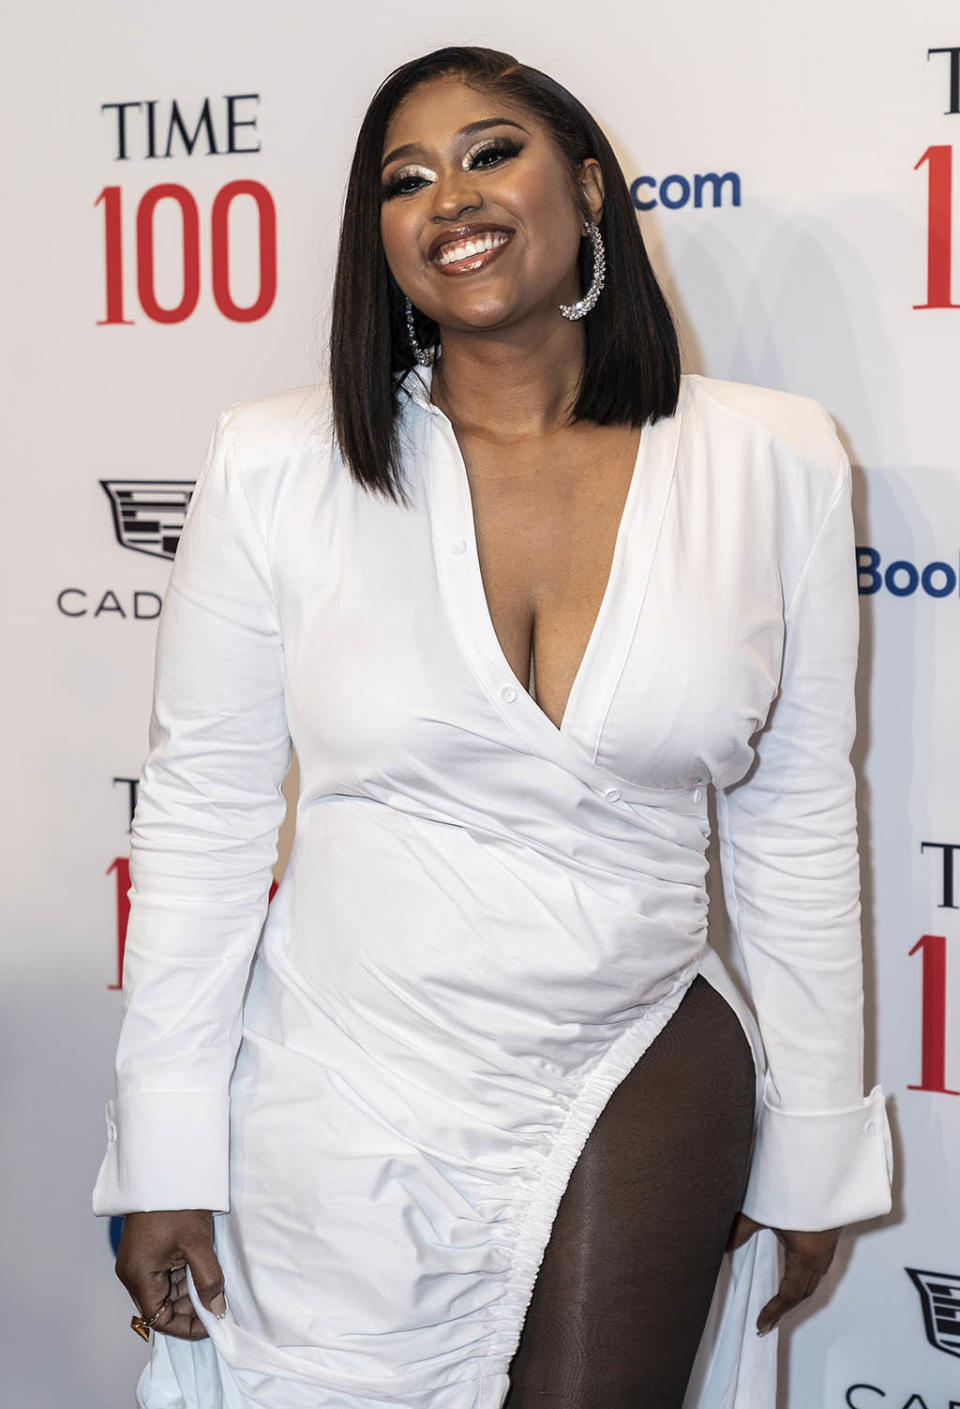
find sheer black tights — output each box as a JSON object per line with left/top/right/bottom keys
{"left": 503, "top": 974, "right": 757, "bottom": 1409}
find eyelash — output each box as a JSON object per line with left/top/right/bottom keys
{"left": 381, "top": 137, "right": 524, "bottom": 200}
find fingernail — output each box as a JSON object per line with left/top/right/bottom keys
{"left": 211, "top": 1293, "right": 226, "bottom": 1318}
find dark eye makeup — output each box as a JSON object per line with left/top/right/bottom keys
{"left": 380, "top": 138, "right": 524, "bottom": 201}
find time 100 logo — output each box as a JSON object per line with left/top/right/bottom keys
{"left": 95, "top": 94, "right": 276, "bottom": 325}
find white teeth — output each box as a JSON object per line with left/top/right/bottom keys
{"left": 436, "top": 231, "right": 511, "bottom": 265}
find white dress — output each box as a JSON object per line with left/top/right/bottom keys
{"left": 92, "top": 366, "right": 894, "bottom": 1409}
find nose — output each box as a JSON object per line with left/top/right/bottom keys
{"left": 429, "top": 168, "right": 483, "bottom": 222}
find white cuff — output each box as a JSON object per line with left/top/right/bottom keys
{"left": 740, "top": 1078, "right": 893, "bottom": 1230}
{"left": 91, "top": 1091, "right": 231, "bottom": 1216}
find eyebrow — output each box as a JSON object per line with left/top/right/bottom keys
{"left": 381, "top": 117, "right": 530, "bottom": 172}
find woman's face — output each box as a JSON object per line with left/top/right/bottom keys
{"left": 379, "top": 76, "right": 603, "bottom": 337}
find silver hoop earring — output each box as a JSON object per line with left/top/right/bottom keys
{"left": 404, "top": 296, "right": 435, "bottom": 366}
{"left": 559, "top": 221, "right": 606, "bottom": 321}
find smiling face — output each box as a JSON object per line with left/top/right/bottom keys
{"left": 379, "top": 76, "right": 603, "bottom": 338}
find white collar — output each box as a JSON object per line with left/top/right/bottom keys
{"left": 396, "top": 360, "right": 444, "bottom": 418}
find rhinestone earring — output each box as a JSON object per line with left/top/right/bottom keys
{"left": 559, "top": 221, "right": 606, "bottom": 320}
{"left": 404, "top": 296, "right": 435, "bottom": 366}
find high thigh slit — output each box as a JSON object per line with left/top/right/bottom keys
{"left": 503, "top": 973, "right": 757, "bottom": 1409}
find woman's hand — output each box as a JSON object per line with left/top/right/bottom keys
{"left": 726, "top": 1211, "right": 842, "bottom": 1335}
{"left": 115, "top": 1209, "right": 226, "bottom": 1341}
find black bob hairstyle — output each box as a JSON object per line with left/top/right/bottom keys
{"left": 329, "top": 45, "right": 681, "bottom": 505}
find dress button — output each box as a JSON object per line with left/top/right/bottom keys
{"left": 106, "top": 1120, "right": 118, "bottom": 1143}
{"left": 450, "top": 538, "right": 466, "bottom": 555}
{"left": 603, "top": 787, "right": 621, "bottom": 802}
{"left": 864, "top": 1117, "right": 879, "bottom": 1136}
{"left": 500, "top": 685, "right": 517, "bottom": 702}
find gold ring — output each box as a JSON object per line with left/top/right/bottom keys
{"left": 130, "top": 1299, "right": 171, "bottom": 1341}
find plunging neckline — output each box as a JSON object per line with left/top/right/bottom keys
{"left": 409, "top": 364, "right": 691, "bottom": 806}
{"left": 446, "top": 423, "right": 645, "bottom": 740}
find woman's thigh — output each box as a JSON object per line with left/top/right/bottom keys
{"left": 503, "top": 973, "right": 757, "bottom": 1409}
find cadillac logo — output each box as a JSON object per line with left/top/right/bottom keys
{"left": 906, "top": 1267, "right": 960, "bottom": 1358}
{"left": 100, "top": 480, "right": 195, "bottom": 561}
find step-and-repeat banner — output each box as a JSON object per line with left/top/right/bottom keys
{"left": 4, "top": 3, "right": 958, "bottom": 1405}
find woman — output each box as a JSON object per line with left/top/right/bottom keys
{"left": 93, "top": 44, "right": 893, "bottom": 1409}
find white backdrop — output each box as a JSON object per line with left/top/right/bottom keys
{"left": 3, "top": 3, "right": 958, "bottom": 1405}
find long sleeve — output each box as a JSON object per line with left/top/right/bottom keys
{"left": 715, "top": 423, "right": 893, "bottom": 1231}
{"left": 92, "top": 409, "right": 292, "bottom": 1216}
